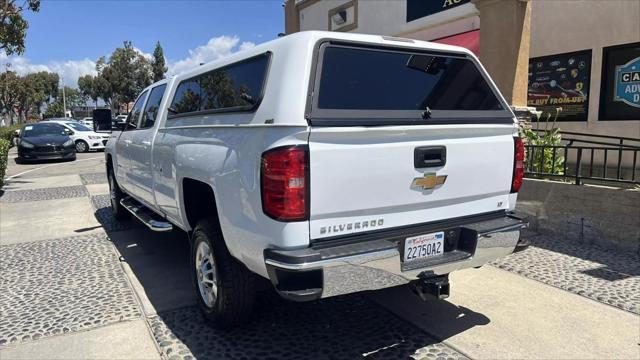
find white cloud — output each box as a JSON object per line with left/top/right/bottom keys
{"left": 168, "top": 35, "right": 255, "bottom": 76}
{"left": 0, "top": 52, "right": 96, "bottom": 87}
{"left": 133, "top": 47, "right": 153, "bottom": 61}
{"left": 0, "top": 35, "right": 255, "bottom": 87}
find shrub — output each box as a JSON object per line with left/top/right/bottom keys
{"left": 0, "top": 125, "right": 21, "bottom": 147}
{"left": 520, "top": 108, "right": 564, "bottom": 175}
{"left": 0, "top": 139, "right": 11, "bottom": 188}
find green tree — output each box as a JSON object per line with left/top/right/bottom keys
{"left": 0, "top": 69, "right": 20, "bottom": 123}
{"left": 152, "top": 41, "right": 167, "bottom": 82}
{"left": 78, "top": 74, "right": 98, "bottom": 106}
{"left": 43, "top": 100, "right": 63, "bottom": 118}
{"left": 0, "top": 0, "right": 40, "bottom": 55}
{"left": 100, "top": 41, "right": 152, "bottom": 111}
{"left": 93, "top": 57, "right": 113, "bottom": 106}
{"left": 26, "top": 71, "right": 58, "bottom": 114}
{"left": 14, "top": 73, "right": 33, "bottom": 121}
{"left": 59, "top": 86, "right": 87, "bottom": 109}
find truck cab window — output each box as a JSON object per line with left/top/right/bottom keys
{"left": 141, "top": 84, "right": 167, "bottom": 129}
{"left": 126, "top": 91, "right": 149, "bottom": 130}
{"left": 171, "top": 79, "right": 201, "bottom": 114}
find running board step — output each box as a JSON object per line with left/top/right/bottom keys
{"left": 120, "top": 197, "right": 173, "bottom": 232}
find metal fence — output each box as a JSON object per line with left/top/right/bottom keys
{"left": 525, "top": 130, "right": 640, "bottom": 185}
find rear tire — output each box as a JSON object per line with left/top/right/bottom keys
{"left": 107, "top": 167, "right": 129, "bottom": 220}
{"left": 191, "top": 218, "right": 255, "bottom": 329}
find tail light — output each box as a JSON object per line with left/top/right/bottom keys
{"left": 511, "top": 137, "right": 525, "bottom": 193}
{"left": 261, "top": 145, "right": 309, "bottom": 221}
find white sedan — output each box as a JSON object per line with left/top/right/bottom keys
{"left": 45, "top": 120, "right": 110, "bottom": 152}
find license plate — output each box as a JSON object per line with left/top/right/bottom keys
{"left": 403, "top": 231, "right": 444, "bottom": 262}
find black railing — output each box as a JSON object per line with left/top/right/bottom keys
{"left": 525, "top": 130, "right": 640, "bottom": 185}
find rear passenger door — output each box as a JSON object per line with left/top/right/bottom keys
{"left": 127, "top": 83, "right": 167, "bottom": 207}
{"left": 116, "top": 90, "right": 148, "bottom": 194}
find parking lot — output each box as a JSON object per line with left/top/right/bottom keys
{"left": 0, "top": 149, "right": 638, "bottom": 360}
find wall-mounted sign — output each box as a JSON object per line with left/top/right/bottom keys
{"left": 527, "top": 50, "right": 592, "bottom": 121}
{"left": 406, "top": 0, "right": 471, "bottom": 22}
{"left": 600, "top": 42, "right": 640, "bottom": 120}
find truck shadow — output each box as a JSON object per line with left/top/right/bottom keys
{"left": 104, "top": 223, "right": 489, "bottom": 359}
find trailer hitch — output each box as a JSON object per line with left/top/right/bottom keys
{"left": 410, "top": 274, "right": 450, "bottom": 301}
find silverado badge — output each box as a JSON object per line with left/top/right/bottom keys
{"left": 412, "top": 173, "right": 447, "bottom": 190}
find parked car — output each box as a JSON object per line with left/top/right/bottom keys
{"left": 80, "top": 118, "right": 94, "bottom": 128}
{"left": 44, "top": 119, "right": 110, "bottom": 152}
{"left": 105, "top": 31, "right": 528, "bottom": 329}
{"left": 17, "top": 122, "right": 76, "bottom": 162}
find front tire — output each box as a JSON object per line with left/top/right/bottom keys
{"left": 191, "top": 218, "right": 255, "bottom": 329}
{"left": 75, "top": 140, "right": 89, "bottom": 153}
{"left": 107, "top": 168, "right": 129, "bottom": 220}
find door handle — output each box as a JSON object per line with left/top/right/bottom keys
{"left": 123, "top": 139, "right": 132, "bottom": 145}
{"left": 142, "top": 141, "right": 152, "bottom": 146}
{"left": 414, "top": 146, "right": 446, "bottom": 168}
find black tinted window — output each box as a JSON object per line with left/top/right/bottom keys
{"left": 317, "top": 46, "right": 502, "bottom": 111}
{"left": 170, "top": 54, "right": 269, "bottom": 115}
{"left": 141, "top": 84, "right": 167, "bottom": 129}
{"left": 127, "top": 91, "right": 148, "bottom": 129}
{"left": 171, "top": 79, "right": 200, "bottom": 114}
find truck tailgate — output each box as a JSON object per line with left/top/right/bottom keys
{"left": 308, "top": 125, "right": 516, "bottom": 240}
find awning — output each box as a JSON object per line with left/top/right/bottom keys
{"left": 432, "top": 29, "right": 479, "bottom": 56}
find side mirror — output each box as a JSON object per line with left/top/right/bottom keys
{"left": 65, "top": 129, "right": 75, "bottom": 135}
{"left": 93, "top": 108, "right": 113, "bottom": 132}
{"left": 113, "top": 121, "right": 127, "bottom": 131}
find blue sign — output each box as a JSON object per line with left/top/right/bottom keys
{"left": 614, "top": 56, "right": 640, "bottom": 108}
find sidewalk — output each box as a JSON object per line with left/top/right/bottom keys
{"left": 0, "top": 154, "right": 162, "bottom": 359}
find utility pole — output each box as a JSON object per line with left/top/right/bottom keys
{"left": 62, "top": 80, "right": 67, "bottom": 117}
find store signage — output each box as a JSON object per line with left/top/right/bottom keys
{"left": 527, "top": 50, "right": 592, "bottom": 121}
{"left": 599, "top": 42, "right": 640, "bottom": 120}
{"left": 406, "top": 0, "right": 471, "bottom": 22}
{"left": 614, "top": 57, "right": 640, "bottom": 108}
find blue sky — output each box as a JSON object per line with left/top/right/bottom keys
{"left": 2, "top": 0, "right": 284, "bottom": 86}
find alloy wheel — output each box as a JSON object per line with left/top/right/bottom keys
{"left": 76, "top": 141, "right": 87, "bottom": 153}
{"left": 195, "top": 241, "right": 218, "bottom": 308}
{"left": 108, "top": 173, "right": 117, "bottom": 209}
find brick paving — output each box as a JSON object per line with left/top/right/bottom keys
{"left": 90, "top": 194, "right": 142, "bottom": 232}
{"left": 492, "top": 232, "right": 640, "bottom": 314}
{"left": 0, "top": 185, "right": 88, "bottom": 203}
{"left": 80, "top": 172, "right": 108, "bottom": 185}
{"left": 0, "top": 234, "right": 141, "bottom": 347}
{"left": 150, "top": 295, "right": 468, "bottom": 360}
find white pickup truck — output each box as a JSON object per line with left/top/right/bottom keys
{"left": 105, "top": 31, "right": 528, "bottom": 329}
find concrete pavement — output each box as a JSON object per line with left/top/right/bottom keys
{"left": 368, "top": 266, "right": 640, "bottom": 359}
{"left": 0, "top": 320, "right": 160, "bottom": 360}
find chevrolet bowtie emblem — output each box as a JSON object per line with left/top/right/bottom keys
{"left": 412, "top": 173, "right": 447, "bottom": 190}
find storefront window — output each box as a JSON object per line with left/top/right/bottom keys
{"left": 527, "top": 50, "right": 592, "bottom": 121}
{"left": 599, "top": 42, "right": 640, "bottom": 121}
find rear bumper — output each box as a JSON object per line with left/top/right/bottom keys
{"left": 264, "top": 211, "right": 528, "bottom": 301}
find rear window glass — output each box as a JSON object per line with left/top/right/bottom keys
{"left": 170, "top": 53, "right": 269, "bottom": 116}
{"left": 317, "top": 46, "right": 503, "bottom": 111}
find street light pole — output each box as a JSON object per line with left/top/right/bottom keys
{"left": 62, "top": 81, "right": 67, "bottom": 117}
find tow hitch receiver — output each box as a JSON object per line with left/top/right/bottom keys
{"left": 411, "top": 275, "right": 450, "bottom": 301}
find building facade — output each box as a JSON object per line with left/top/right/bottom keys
{"left": 284, "top": 0, "right": 640, "bottom": 138}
